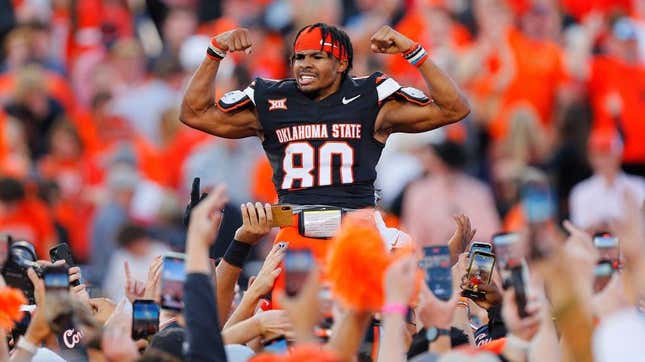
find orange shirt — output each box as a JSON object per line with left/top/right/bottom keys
{"left": 0, "top": 199, "right": 56, "bottom": 259}
{"left": 159, "top": 128, "right": 209, "bottom": 189}
{"left": 0, "top": 71, "right": 76, "bottom": 112}
{"left": 588, "top": 56, "right": 645, "bottom": 163}
{"left": 489, "top": 29, "right": 568, "bottom": 140}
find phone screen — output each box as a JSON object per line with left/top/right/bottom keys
{"left": 492, "top": 233, "right": 520, "bottom": 270}
{"left": 420, "top": 246, "right": 452, "bottom": 301}
{"left": 132, "top": 300, "right": 160, "bottom": 341}
{"left": 44, "top": 266, "right": 69, "bottom": 292}
{"left": 465, "top": 252, "right": 495, "bottom": 292}
{"left": 161, "top": 255, "right": 186, "bottom": 311}
{"left": 285, "top": 250, "right": 313, "bottom": 297}
{"left": 521, "top": 182, "right": 555, "bottom": 223}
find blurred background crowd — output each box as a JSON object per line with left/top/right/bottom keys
{"left": 0, "top": 0, "right": 643, "bottom": 299}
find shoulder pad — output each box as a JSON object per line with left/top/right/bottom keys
{"left": 374, "top": 73, "right": 402, "bottom": 102}
{"left": 217, "top": 90, "right": 253, "bottom": 113}
{"left": 394, "top": 87, "right": 432, "bottom": 105}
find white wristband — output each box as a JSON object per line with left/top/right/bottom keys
{"left": 17, "top": 337, "right": 38, "bottom": 355}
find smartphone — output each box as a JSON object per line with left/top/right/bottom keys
{"left": 49, "top": 243, "right": 80, "bottom": 287}
{"left": 284, "top": 249, "right": 313, "bottom": 297}
{"left": 462, "top": 251, "right": 495, "bottom": 300}
{"left": 492, "top": 233, "right": 520, "bottom": 270}
{"left": 521, "top": 181, "right": 555, "bottom": 224}
{"left": 509, "top": 263, "right": 529, "bottom": 318}
{"left": 263, "top": 336, "right": 288, "bottom": 354}
{"left": 132, "top": 300, "right": 160, "bottom": 341}
{"left": 469, "top": 242, "right": 492, "bottom": 258}
{"left": 160, "top": 252, "right": 186, "bottom": 311}
{"left": 420, "top": 246, "right": 452, "bottom": 301}
{"left": 271, "top": 205, "right": 294, "bottom": 227}
{"left": 43, "top": 265, "right": 69, "bottom": 292}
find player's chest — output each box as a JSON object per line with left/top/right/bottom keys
{"left": 260, "top": 91, "right": 377, "bottom": 130}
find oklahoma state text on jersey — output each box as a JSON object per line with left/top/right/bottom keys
{"left": 217, "top": 72, "right": 431, "bottom": 209}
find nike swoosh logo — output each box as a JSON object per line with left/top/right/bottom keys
{"left": 342, "top": 95, "right": 361, "bottom": 104}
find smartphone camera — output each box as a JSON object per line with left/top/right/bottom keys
{"left": 132, "top": 300, "right": 160, "bottom": 341}
{"left": 285, "top": 249, "right": 313, "bottom": 297}
{"left": 161, "top": 253, "right": 186, "bottom": 311}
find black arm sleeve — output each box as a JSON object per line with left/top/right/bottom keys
{"left": 185, "top": 273, "right": 228, "bottom": 362}
{"left": 487, "top": 304, "right": 508, "bottom": 340}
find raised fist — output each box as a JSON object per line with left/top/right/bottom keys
{"left": 370, "top": 25, "right": 415, "bottom": 54}
{"left": 214, "top": 28, "right": 252, "bottom": 53}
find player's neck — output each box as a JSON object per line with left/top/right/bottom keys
{"left": 306, "top": 75, "right": 344, "bottom": 101}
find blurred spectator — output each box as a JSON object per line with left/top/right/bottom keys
{"left": 402, "top": 141, "right": 500, "bottom": 246}
{"left": 182, "top": 138, "right": 262, "bottom": 206}
{"left": 109, "top": 38, "right": 182, "bottom": 144}
{"left": 88, "top": 163, "right": 138, "bottom": 288}
{"left": 102, "top": 223, "right": 169, "bottom": 301}
{"left": 4, "top": 64, "right": 64, "bottom": 161}
{"left": 0, "top": 176, "right": 56, "bottom": 258}
{"left": 159, "top": 6, "right": 198, "bottom": 60}
{"left": 569, "top": 130, "right": 645, "bottom": 231}
{"left": 38, "top": 120, "right": 102, "bottom": 262}
{"left": 588, "top": 17, "right": 645, "bottom": 177}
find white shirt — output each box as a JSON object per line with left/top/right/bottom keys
{"left": 569, "top": 173, "right": 645, "bottom": 229}
{"left": 103, "top": 242, "right": 170, "bottom": 302}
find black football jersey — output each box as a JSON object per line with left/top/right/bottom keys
{"left": 217, "top": 72, "right": 431, "bottom": 209}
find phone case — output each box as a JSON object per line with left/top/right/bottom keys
{"left": 272, "top": 205, "right": 294, "bottom": 227}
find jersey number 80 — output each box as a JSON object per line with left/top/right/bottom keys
{"left": 282, "top": 141, "right": 354, "bottom": 189}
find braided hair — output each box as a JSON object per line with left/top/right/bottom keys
{"left": 292, "top": 23, "right": 354, "bottom": 77}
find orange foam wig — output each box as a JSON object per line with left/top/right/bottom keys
{"left": 326, "top": 210, "right": 391, "bottom": 311}
{"left": 0, "top": 287, "right": 27, "bottom": 330}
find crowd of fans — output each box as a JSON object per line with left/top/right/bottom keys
{"left": 0, "top": 0, "right": 643, "bottom": 361}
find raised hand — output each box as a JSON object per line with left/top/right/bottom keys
{"left": 384, "top": 255, "right": 417, "bottom": 305}
{"left": 448, "top": 215, "right": 477, "bottom": 264}
{"left": 187, "top": 184, "right": 229, "bottom": 247}
{"left": 234, "top": 202, "right": 274, "bottom": 245}
{"left": 248, "top": 242, "right": 286, "bottom": 297}
{"left": 370, "top": 25, "right": 415, "bottom": 54}
{"left": 124, "top": 261, "right": 145, "bottom": 304}
{"left": 184, "top": 177, "right": 209, "bottom": 227}
{"left": 214, "top": 28, "right": 253, "bottom": 53}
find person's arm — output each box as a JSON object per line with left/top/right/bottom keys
{"left": 184, "top": 185, "right": 229, "bottom": 362}
{"left": 179, "top": 28, "right": 261, "bottom": 139}
{"left": 370, "top": 25, "right": 470, "bottom": 138}
{"left": 217, "top": 202, "right": 275, "bottom": 326}
{"left": 326, "top": 309, "right": 372, "bottom": 360}
{"left": 377, "top": 256, "right": 417, "bottom": 362}
{"left": 10, "top": 270, "right": 52, "bottom": 362}
{"left": 222, "top": 310, "right": 292, "bottom": 345}
{"left": 224, "top": 243, "right": 285, "bottom": 329}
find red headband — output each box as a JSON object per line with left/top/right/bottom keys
{"left": 294, "top": 26, "right": 347, "bottom": 61}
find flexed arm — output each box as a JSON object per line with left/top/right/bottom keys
{"left": 371, "top": 25, "right": 470, "bottom": 138}
{"left": 180, "top": 28, "right": 262, "bottom": 139}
